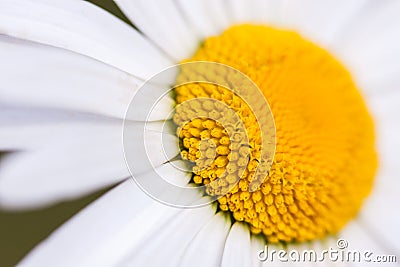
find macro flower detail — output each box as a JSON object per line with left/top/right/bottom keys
{"left": 0, "top": 0, "right": 399, "bottom": 266}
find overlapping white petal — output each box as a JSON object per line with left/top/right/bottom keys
{"left": 0, "top": 36, "right": 175, "bottom": 121}
{"left": 0, "top": 36, "right": 137, "bottom": 119}
{"left": 330, "top": 0, "right": 400, "bottom": 96}
{"left": 0, "top": 0, "right": 172, "bottom": 77}
{"left": 278, "top": 0, "right": 365, "bottom": 46}
{"left": 175, "top": 0, "right": 231, "bottom": 38}
{"left": 179, "top": 212, "right": 231, "bottom": 267}
{"left": 338, "top": 220, "right": 396, "bottom": 266}
{"left": 18, "top": 164, "right": 202, "bottom": 266}
{"left": 18, "top": 179, "right": 179, "bottom": 267}
{"left": 229, "top": 0, "right": 282, "bottom": 25}
{"left": 0, "top": 122, "right": 127, "bottom": 209}
{"left": 114, "top": 0, "right": 200, "bottom": 60}
{"left": 124, "top": 121, "right": 179, "bottom": 176}
{"left": 221, "top": 222, "right": 252, "bottom": 267}
{"left": 250, "top": 235, "right": 265, "bottom": 267}
{"left": 0, "top": 121, "right": 179, "bottom": 209}
{"left": 0, "top": 0, "right": 399, "bottom": 266}
{"left": 359, "top": 166, "right": 400, "bottom": 254}
{"left": 120, "top": 204, "right": 217, "bottom": 266}
{"left": 225, "top": 0, "right": 400, "bottom": 101}
{"left": 358, "top": 89, "right": 400, "bottom": 255}
{"left": 0, "top": 106, "right": 115, "bottom": 150}
{"left": 368, "top": 90, "right": 400, "bottom": 168}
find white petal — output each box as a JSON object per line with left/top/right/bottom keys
{"left": 0, "top": 0, "right": 172, "bottom": 77}
{"left": 229, "top": 0, "right": 255, "bottom": 24}
{"left": 229, "top": 0, "right": 269, "bottom": 24}
{"left": 0, "top": 105, "right": 175, "bottom": 152}
{"left": 115, "top": 0, "right": 200, "bottom": 60}
{"left": 228, "top": 0, "right": 285, "bottom": 26}
{"left": 175, "top": 0, "right": 231, "bottom": 38}
{"left": 338, "top": 220, "right": 398, "bottom": 266}
{"left": 361, "top": 86, "right": 400, "bottom": 253}
{"left": 179, "top": 212, "right": 231, "bottom": 267}
{"left": 0, "top": 122, "right": 127, "bottom": 209}
{"left": 367, "top": 90, "right": 400, "bottom": 168}
{"left": 19, "top": 179, "right": 182, "bottom": 267}
{"left": 333, "top": 0, "right": 400, "bottom": 60}
{"left": 279, "top": 0, "right": 365, "bottom": 47}
{"left": 0, "top": 36, "right": 139, "bottom": 119}
{"left": 221, "top": 222, "right": 252, "bottom": 267}
{"left": 84, "top": 183, "right": 209, "bottom": 267}
{"left": 0, "top": 121, "right": 176, "bottom": 209}
{"left": 124, "top": 82, "right": 176, "bottom": 122}
{"left": 376, "top": 121, "right": 400, "bottom": 172}
{"left": 359, "top": 166, "right": 400, "bottom": 253}
{"left": 154, "top": 160, "right": 192, "bottom": 186}
{"left": 367, "top": 89, "right": 400, "bottom": 124}
{"left": 0, "top": 106, "right": 116, "bottom": 150}
{"left": 136, "top": 160, "right": 192, "bottom": 188}
{"left": 124, "top": 121, "right": 180, "bottom": 176}
{"left": 21, "top": 176, "right": 209, "bottom": 266}
{"left": 119, "top": 205, "right": 217, "bottom": 266}
{"left": 250, "top": 235, "right": 263, "bottom": 267}
{"left": 201, "top": 0, "right": 232, "bottom": 30}
{"left": 131, "top": 160, "right": 193, "bottom": 206}
{"left": 330, "top": 0, "right": 400, "bottom": 96}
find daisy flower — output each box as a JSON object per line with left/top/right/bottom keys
{"left": 0, "top": 0, "right": 399, "bottom": 266}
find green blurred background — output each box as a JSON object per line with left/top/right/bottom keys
{"left": 0, "top": 1, "right": 130, "bottom": 266}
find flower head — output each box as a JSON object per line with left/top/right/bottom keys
{"left": 0, "top": 0, "right": 399, "bottom": 266}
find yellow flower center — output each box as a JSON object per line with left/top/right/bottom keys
{"left": 172, "top": 25, "right": 377, "bottom": 243}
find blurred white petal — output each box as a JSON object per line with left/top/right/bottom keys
{"left": 331, "top": 0, "right": 400, "bottom": 96}
{"left": 0, "top": 122, "right": 126, "bottom": 208}
{"left": 229, "top": 0, "right": 281, "bottom": 25}
{"left": 368, "top": 90, "right": 400, "bottom": 168}
{"left": 339, "top": 220, "right": 398, "bottom": 266}
{"left": 359, "top": 165, "right": 400, "bottom": 253}
{"left": 280, "top": 0, "right": 365, "bottom": 46}
{"left": 0, "top": 36, "right": 139, "bottom": 119}
{"left": 18, "top": 179, "right": 181, "bottom": 267}
{"left": 175, "top": 0, "right": 231, "bottom": 38}
{"left": 120, "top": 204, "right": 217, "bottom": 266}
{"left": 0, "top": 0, "right": 172, "bottom": 77}
{"left": 250, "top": 235, "right": 264, "bottom": 267}
{"left": 115, "top": 0, "right": 200, "bottom": 60}
{"left": 0, "top": 107, "right": 116, "bottom": 150}
{"left": 0, "top": 121, "right": 178, "bottom": 208}
{"left": 179, "top": 212, "right": 231, "bottom": 267}
{"left": 0, "top": 1, "right": 398, "bottom": 266}
{"left": 221, "top": 222, "right": 252, "bottom": 267}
